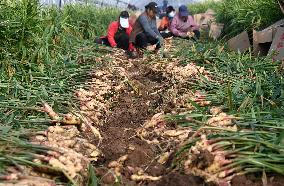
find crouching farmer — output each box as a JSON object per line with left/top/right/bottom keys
{"left": 170, "top": 5, "right": 200, "bottom": 40}
{"left": 128, "top": 2, "right": 164, "bottom": 57}
{"left": 96, "top": 11, "right": 132, "bottom": 50}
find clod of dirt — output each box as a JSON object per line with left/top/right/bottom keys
{"left": 191, "top": 150, "right": 215, "bottom": 169}
{"left": 152, "top": 172, "right": 205, "bottom": 186}
{"left": 125, "top": 146, "right": 155, "bottom": 168}
{"left": 231, "top": 174, "right": 284, "bottom": 186}
{"left": 145, "top": 163, "right": 166, "bottom": 176}
{"left": 95, "top": 167, "right": 116, "bottom": 185}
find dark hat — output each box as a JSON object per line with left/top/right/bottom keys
{"left": 120, "top": 11, "right": 129, "bottom": 18}
{"left": 179, "top": 5, "right": 189, "bottom": 17}
{"left": 166, "top": 6, "right": 175, "bottom": 14}
{"left": 145, "top": 2, "right": 159, "bottom": 13}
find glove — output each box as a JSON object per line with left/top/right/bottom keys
{"left": 128, "top": 43, "right": 136, "bottom": 52}
{"left": 157, "top": 36, "right": 164, "bottom": 47}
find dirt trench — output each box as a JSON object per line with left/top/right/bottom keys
{"left": 91, "top": 58, "right": 203, "bottom": 185}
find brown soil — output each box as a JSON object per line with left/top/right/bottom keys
{"left": 231, "top": 174, "right": 284, "bottom": 186}
{"left": 152, "top": 172, "right": 205, "bottom": 186}
{"left": 93, "top": 58, "right": 207, "bottom": 186}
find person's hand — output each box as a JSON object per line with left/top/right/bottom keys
{"left": 187, "top": 31, "right": 195, "bottom": 37}
{"left": 180, "top": 33, "right": 188, "bottom": 38}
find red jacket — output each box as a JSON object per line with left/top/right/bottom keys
{"left": 107, "top": 21, "right": 132, "bottom": 47}
{"left": 159, "top": 16, "right": 170, "bottom": 31}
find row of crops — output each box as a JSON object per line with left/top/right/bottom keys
{"left": 0, "top": 0, "right": 118, "bottom": 179}
{"left": 169, "top": 40, "right": 284, "bottom": 184}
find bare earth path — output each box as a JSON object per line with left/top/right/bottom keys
{"left": 91, "top": 53, "right": 205, "bottom": 185}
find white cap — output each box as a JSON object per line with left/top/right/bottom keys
{"left": 120, "top": 17, "right": 129, "bottom": 28}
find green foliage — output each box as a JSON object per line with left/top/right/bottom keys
{"left": 0, "top": 0, "right": 118, "bottom": 71}
{"left": 173, "top": 39, "right": 284, "bottom": 114}
{"left": 216, "top": 0, "right": 283, "bottom": 37}
{"left": 0, "top": 1, "right": 119, "bottom": 128}
{"left": 0, "top": 1, "right": 118, "bottom": 180}
{"left": 88, "top": 164, "right": 98, "bottom": 186}
{"left": 63, "top": 5, "right": 119, "bottom": 38}
{"left": 189, "top": 0, "right": 283, "bottom": 37}
{"left": 188, "top": 0, "right": 220, "bottom": 14}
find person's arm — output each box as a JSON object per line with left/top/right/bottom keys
{"left": 170, "top": 16, "right": 186, "bottom": 37}
{"left": 139, "top": 15, "right": 159, "bottom": 39}
{"left": 154, "top": 22, "right": 162, "bottom": 38}
{"left": 154, "top": 19, "right": 162, "bottom": 38}
{"left": 189, "top": 16, "right": 199, "bottom": 31}
{"left": 107, "top": 22, "right": 118, "bottom": 47}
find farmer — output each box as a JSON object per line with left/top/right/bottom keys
{"left": 95, "top": 11, "right": 132, "bottom": 50}
{"left": 170, "top": 5, "right": 200, "bottom": 40}
{"left": 129, "top": 2, "right": 164, "bottom": 56}
{"left": 158, "top": 6, "right": 175, "bottom": 38}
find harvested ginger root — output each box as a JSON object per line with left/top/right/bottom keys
{"left": 131, "top": 174, "right": 161, "bottom": 181}
{"left": 41, "top": 103, "right": 81, "bottom": 125}
{"left": 42, "top": 103, "right": 59, "bottom": 120}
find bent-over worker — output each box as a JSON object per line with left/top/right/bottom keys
{"left": 96, "top": 11, "right": 132, "bottom": 50}
{"left": 170, "top": 5, "right": 200, "bottom": 40}
{"left": 129, "top": 2, "right": 164, "bottom": 56}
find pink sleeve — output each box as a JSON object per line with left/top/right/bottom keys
{"left": 170, "top": 16, "right": 182, "bottom": 36}
{"left": 189, "top": 16, "right": 199, "bottom": 31}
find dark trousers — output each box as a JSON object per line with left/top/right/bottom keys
{"left": 114, "top": 32, "right": 129, "bottom": 50}
{"left": 95, "top": 32, "right": 129, "bottom": 50}
{"left": 160, "top": 31, "right": 173, "bottom": 39}
{"left": 135, "top": 32, "right": 161, "bottom": 49}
